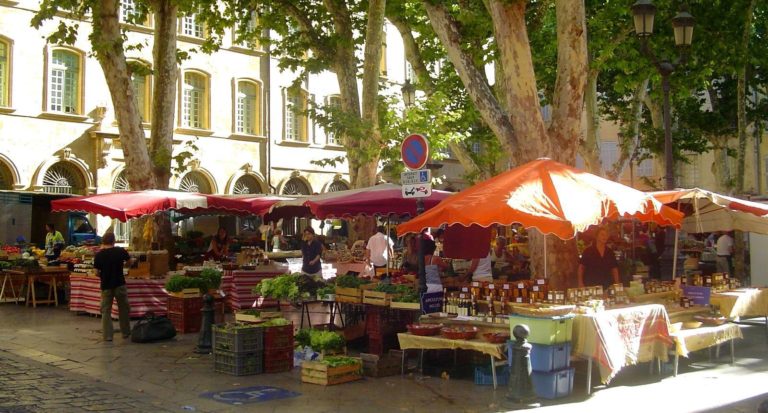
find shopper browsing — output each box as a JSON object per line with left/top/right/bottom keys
{"left": 93, "top": 232, "right": 132, "bottom": 342}
{"left": 716, "top": 231, "right": 734, "bottom": 274}
{"left": 301, "top": 227, "right": 323, "bottom": 277}
{"left": 365, "top": 225, "right": 394, "bottom": 272}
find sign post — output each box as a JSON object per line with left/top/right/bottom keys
{"left": 401, "top": 134, "right": 431, "bottom": 295}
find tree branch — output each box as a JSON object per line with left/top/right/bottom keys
{"left": 423, "top": 1, "right": 516, "bottom": 157}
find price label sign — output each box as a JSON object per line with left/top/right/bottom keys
{"left": 488, "top": 284, "right": 495, "bottom": 290}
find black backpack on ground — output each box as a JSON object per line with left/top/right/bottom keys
{"left": 131, "top": 312, "right": 177, "bottom": 343}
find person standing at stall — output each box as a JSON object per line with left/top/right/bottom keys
{"left": 716, "top": 231, "right": 734, "bottom": 275}
{"left": 93, "top": 233, "right": 132, "bottom": 342}
{"left": 44, "top": 223, "right": 65, "bottom": 261}
{"left": 577, "top": 227, "right": 620, "bottom": 288}
{"left": 365, "top": 225, "right": 394, "bottom": 274}
{"left": 207, "top": 227, "right": 230, "bottom": 261}
{"left": 301, "top": 227, "right": 323, "bottom": 277}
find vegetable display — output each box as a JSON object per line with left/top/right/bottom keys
{"left": 252, "top": 274, "right": 301, "bottom": 301}
{"left": 392, "top": 289, "right": 420, "bottom": 303}
{"left": 372, "top": 283, "right": 412, "bottom": 295}
{"left": 164, "top": 275, "right": 209, "bottom": 293}
{"left": 319, "top": 356, "right": 360, "bottom": 368}
{"left": 199, "top": 268, "right": 223, "bottom": 290}
{"left": 253, "top": 273, "right": 328, "bottom": 301}
{"left": 295, "top": 328, "right": 345, "bottom": 352}
{"left": 260, "top": 317, "right": 291, "bottom": 327}
{"left": 334, "top": 274, "right": 370, "bottom": 289}
{"left": 316, "top": 286, "right": 335, "bottom": 297}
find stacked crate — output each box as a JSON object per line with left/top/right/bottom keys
{"left": 365, "top": 306, "right": 411, "bottom": 355}
{"left": 167, "top": 296, "right": 202, "bottom": 334}
{"left": 507, "top": 314, "right": 575, "bottom": 399}
{"left": 213, "top": 325, "right": 264, "bottom": 376}
{"left": 263, "top": 323, "right": 294, "bottom": 373}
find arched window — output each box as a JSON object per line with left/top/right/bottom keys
{"left": 113, "top": 171, "right": 131, "bottom": 242}
{"left": 327, "top": 181, "right": 349, "bottom": 192}
{"left": 181, "top": 71, "right": 209, "bottom": 129}
{"left": 0, "top": 37, "right": 10, "bottom": 107}
{"left": 282, "top": 178, "right": 310, "bottom": 195}
{"left": 42, "top": 162, "right": 85, "bottom": 194}
{"left": 284, "top": 87, "right": 308, "bottom": 142}
{"left": 179, "top": 171, "right": 212, "bottom": 194}
{"left": 48, "top": 49, "right": 83, "bottom": 114}
{"left": 233, "top": 175, "right": 262, "bottom": 195}
{"left": 0, "top": 161, "right": 13, "bottom": 190}
{"left": 235, "top": 80, "right": 261, "bottom": 135}
{"left": 128, "top": 61, "right": 151, "bottom": 123}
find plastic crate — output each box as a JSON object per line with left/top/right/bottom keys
{"left": 168, "top": 311, "right": 201, "bottom": 334}
{"left": 508, "top": 314, "right": 574, "bottom": 345}
{"left": 167, "top": 296, "right": 202, "bottom": 315}
{"left": 508, "top": 341, "right": 571, "bottom": 372}
{"left": 264, "top": 324, "right": 294, "bottom": 348}
{"left": 264, "top": 349, "right": 293, "bottom": 373}
{"left": 214, "top": 350, "right": 263, "bottom": 376}
{"left": 474, "top": 365, "right": 510, "bottom": 386}
{"left": 531, "top": 367, "right": 574, "bottom": 399}
{"left": 213, "top": 325, "right": 264, "bottom": 353}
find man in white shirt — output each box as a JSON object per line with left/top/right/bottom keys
{"left": 716, "top": 232, "right": 734, "bottom": 274}
{"left": 366, "top": 226, "right": 394, "bottom": 271}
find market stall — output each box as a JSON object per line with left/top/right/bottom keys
{"left": 221, "top": 266, "right": 289, "bottom": 310}
{"left": 69, "top": 274, "right": 168, "bottom": 318}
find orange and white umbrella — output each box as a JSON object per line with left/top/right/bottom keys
{"left": 398, "top": 158, "right": 682, "bottom": 239}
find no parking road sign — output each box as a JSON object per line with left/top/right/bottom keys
{"left": 401, "top": 134, "right": 430, "bottom": 170}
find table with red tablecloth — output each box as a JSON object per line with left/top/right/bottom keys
{"left": 69, "top": 274, "right": 168, "bottom": 318}
{"left": 220, "top": 265, "right": 289, "bottom": 310}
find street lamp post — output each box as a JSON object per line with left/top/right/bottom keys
{"left": 632, "top": 0, "right": 694, "bottom": 280}
{"left": 631, "top": 0, "right": 695, "bottom": 190}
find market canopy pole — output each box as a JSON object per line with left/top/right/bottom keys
{"left": 401, "top": 133, "right": 432, "bottom": 294}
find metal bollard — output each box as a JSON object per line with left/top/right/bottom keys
{"left": 195, "top": 293, "right": 214, "bottom": 354}
{"left": 506, "top": 324, "right": 540, "bottom": 408}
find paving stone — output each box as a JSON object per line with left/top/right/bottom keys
{"left": 0, "top": 351, "right": 173, "bottom": 413}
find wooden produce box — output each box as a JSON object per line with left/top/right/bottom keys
{"left": 363, "top": 290, "right": 392, "bottom": 306}
{"left": 148, "top": 250, "right": 169, "bottom": 276}
{"left": 168, "top": 288, "right": 202, "bottom": 299}
{"left": 390, "top": 301, "right": 420, "bottom": 310}
{"left": 234, "top": 311, "right": 282, "bottom": 324}
{"left": 335, "top": 287, "right": 362, "bottom": 304}
{"left": 301, "top": 358, "right": 362, "bottom": 386}
{"left": 360, "top": 352, "right": 402, "bottom": 378}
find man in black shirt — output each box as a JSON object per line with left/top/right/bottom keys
{"left": 93, "top": 233, "right": 132, "bottom": 342}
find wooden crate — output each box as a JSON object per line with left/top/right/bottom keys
{"left": 301, "top": 358, "right": 362, "bottom": 386}
{"left": 363, "top": 290, "right": 392, "bottom": 306}
{"left": 335, "top": 286, "right": 362, "bottom": 304}
{"left": 168, "top": 288, "right": 202, "bottom": 299}
{"left": 234, "top": 310, "right": 282, "bottom": 323}
{"left": 390, "top": 301, "right": 420, "bottom": 310}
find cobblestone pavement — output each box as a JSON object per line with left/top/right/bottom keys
{"left": 0, "top": 350, "right": 173, "bottom": 413}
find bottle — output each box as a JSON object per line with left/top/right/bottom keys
{"left": 442, "top": 288, "right": 448, "bottom": 313}
{"left": 488, "top": 295, "right": 496, "bottom": 323}
{"left": 471, "top": 297, "right": 478, "bottom": 317}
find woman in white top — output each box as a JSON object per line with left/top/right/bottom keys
{"left": 466, "top": 252, "right": 493, "bottom": 282}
